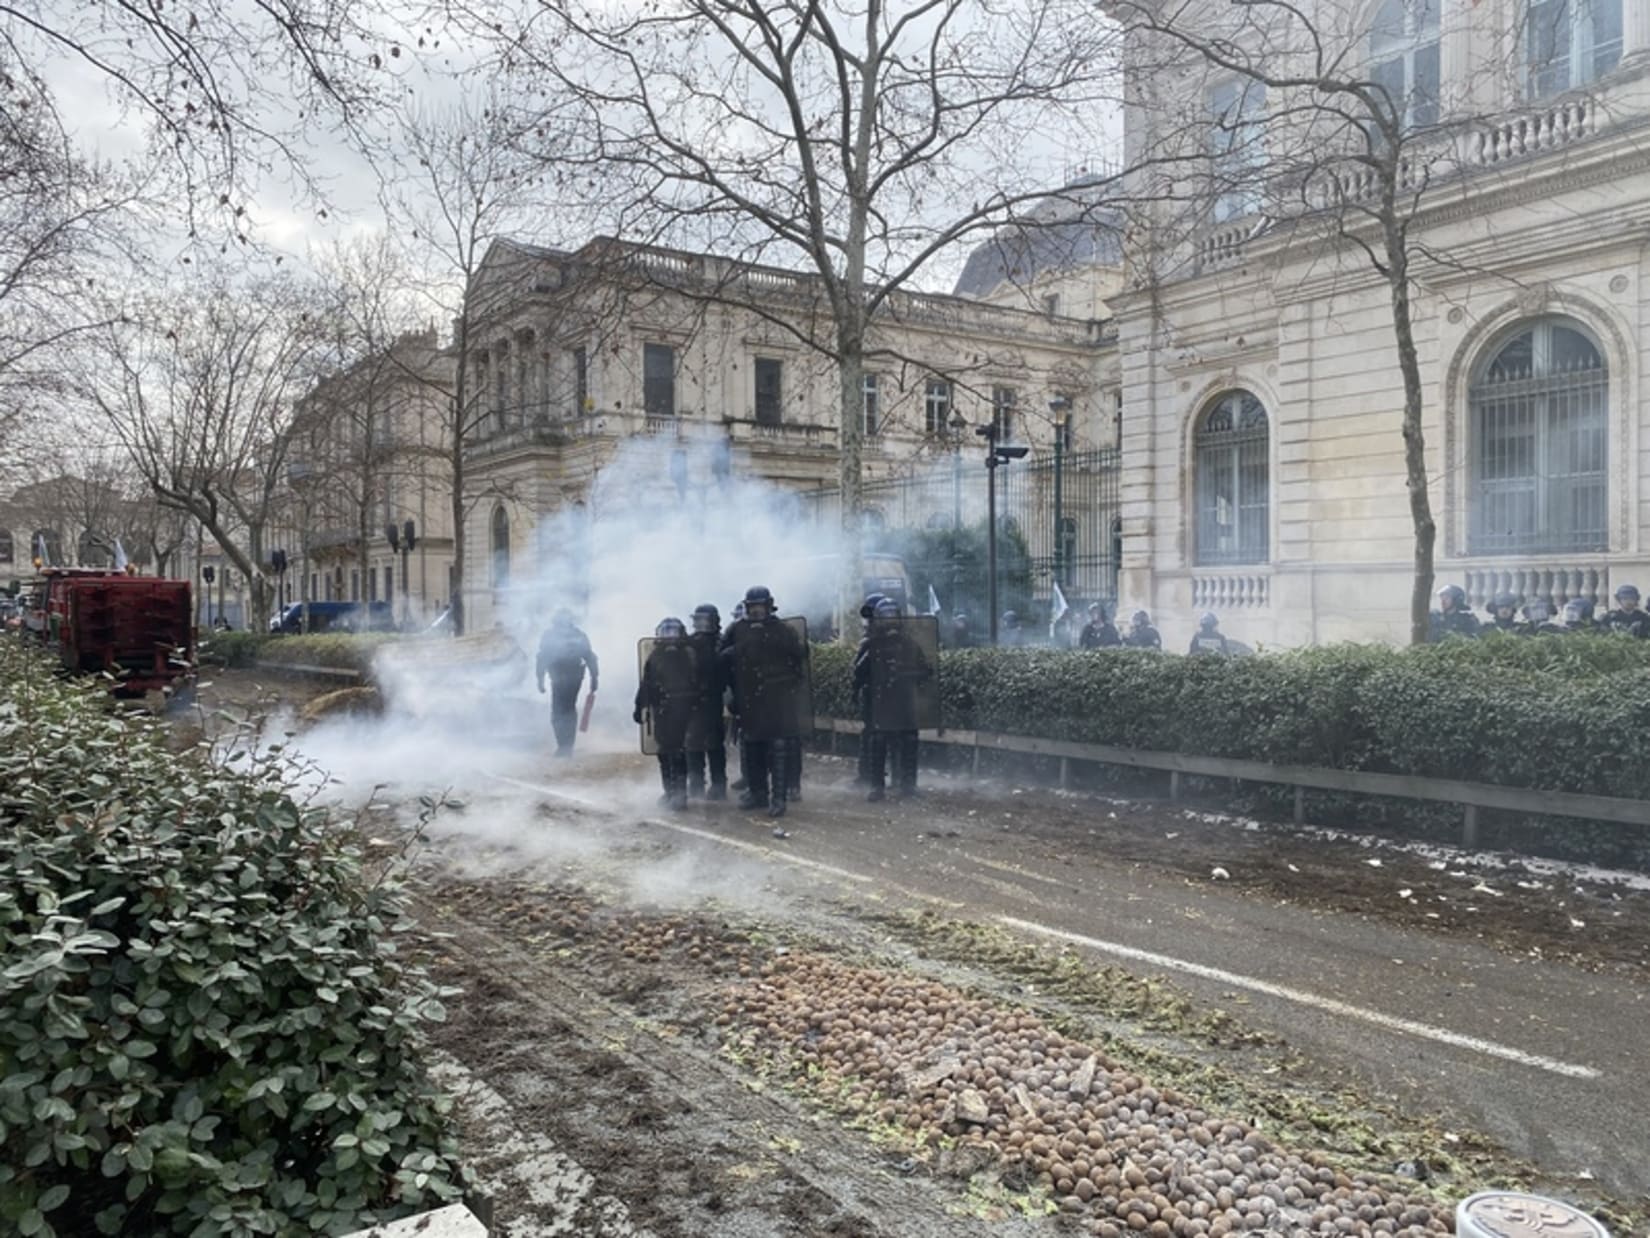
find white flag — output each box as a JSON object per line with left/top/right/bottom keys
{"left": 927, "top": 584, "right": 942, "bottom": 617}
{"left": 1049, "top": 581, "right": 1070, "bottom": 641}
{"left": 113, "top": 538, "right": 129, "bottom": 572}
{"left": 34, "top": 532, "right": 50, "bottom": 566}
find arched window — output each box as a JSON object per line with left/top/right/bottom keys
{"left": 1469, "top": 317, "right": 1607, "bottom": 555}
{"left": 0, "top": 529, "right": 13, "bottom": 565}
{"left": 490, "top": 505, "right": 511, "bottom": 587}
{"left": 1370, "top": 0, "right": 1439, "bottom": 132}
{"left": 1193, "top": 391, "right": 1270, "bottom": 566}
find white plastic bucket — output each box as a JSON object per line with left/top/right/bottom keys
{"left": 1456, "top": 1191, "right": 1609, "bottom": 1238}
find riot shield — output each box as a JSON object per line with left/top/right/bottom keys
{"left": 865, "top": 615, "right": 940, "bottom": 732}
{"left": 636, "top": 636, "right": 707, "bottom": 755}
{"left": 730, "top": 615, "right": 812, "bottom": 742}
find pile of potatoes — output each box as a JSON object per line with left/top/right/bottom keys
{"left": 722, "top": 954, "right": 1454, "bottom": 1238}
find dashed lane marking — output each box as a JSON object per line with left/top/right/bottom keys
{"left": 997, "top": 916, "right": 1602, "bottom": 1081}
{"left": 481, "top": 772, "right": 1600, "bottom": 1082}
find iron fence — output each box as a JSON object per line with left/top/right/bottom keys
{"left": 805, "top": 447, "right": 1121, "bottom": 611}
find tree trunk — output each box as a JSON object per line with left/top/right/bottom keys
{"left": 836, "top": 327, "right": 865, "bottom": 641}
{"left": 1385, "top": 216, "right": 1436, "bottom": 646}
{"left": 449, "top": 318, "right": 470, "bottom": 636}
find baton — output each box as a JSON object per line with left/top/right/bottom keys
{"left": 580, "top": 691, "right": 597, "bottom": 733}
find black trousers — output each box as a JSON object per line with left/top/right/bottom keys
{"left": 868, "top": 730, "right": 919, "bottom": 792}
{"left": 688, "top": 718, "right": 727, "bottom": 793}
{"left": 656, "top": 751, "right": 688, "bottom": 798}
{"left": 742, "top": 739, "right": 789, "bottom": 806}
{"left": 550, "top": 677, "right": 582, "bottom": 753}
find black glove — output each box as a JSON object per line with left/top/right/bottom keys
{"left": 632, "top": 708, "right": 643, "bottom": 724}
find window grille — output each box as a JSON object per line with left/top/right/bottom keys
{"left": 863, "top": 373, "right": 881, "bottom": 436}
{"left": 1469, "top": 318, "right": 1607, "bottom": 555}
{"left": 1193, "top": 391, "right": 1270, "bottom": 566}
{"left": 924, "top": 379, "right": 953, "bottom": 436}
{"left": 755, "top": 358, "right": 783, "bottom": 425}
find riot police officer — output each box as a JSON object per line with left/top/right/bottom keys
{"left": 1124, "top": 609, "right": 1162, "bottom": 649}
{"left": 1560, "top": 597, "right": 1597, "bottom": 633}
{"left": 1429, "top": 585, "right": 1480, "bottom": 641}
{"left": 1188, "top": 612, "right": 1230, "bottom": 656}
{"left": 1483, "top": 591, "right": 1521, "bottom": 634}
{"left": 1520, "top": 598, "right": 1566, "bottom": 635}
{"left": 854, "top": 594, "right": 888, "bottom": 787}
{"left": 948, "top": 612, "right": 975, "bottom": 649}
{"left": 723, "top": 585, "right": 808, "bottom": 819}
{"left": 1603, "top": 584, "right": 1650, "bottom": 638}
{"left": 852, "top": 597, "right": 936, "bottom": 802}
{"left": 634, "top": 617, "right": 697, "bottom": 810}
{"left": 998, "top": 611, "right": 1024, "bottom": 647}
{"left": 686, "top": 603, "right": 728, "bottom": 800}
{"left": 536, "top": 608, "right": 600, "bottom": 756}
{"left": 1079, "top": 602, "right": 1122, "bottom": 649}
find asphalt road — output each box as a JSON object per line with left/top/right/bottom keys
{"left": 438, "top": 749, "right": 1649, "bottom": 1210}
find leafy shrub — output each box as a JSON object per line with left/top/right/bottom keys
{"left": 811, "top": 636, "right": 1650, "bottom": 800}
{"left": 198, "top": 631, "right": 269, "bottom": 668}
{"left": 259, "top": 634, "right": 402, "bottom": 673}
{"left": 0, "top": 641, "right": 465, "bottom": 1236}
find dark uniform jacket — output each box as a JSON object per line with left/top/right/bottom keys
{"left": 1428, "top": 610, "right": 1480, "bottom": 641}
{"left": 1124, "top": 623, "right": 1161, "bottom": 650}
{"left": 1188, "top": 631, "right": 1230, "bottom": 656}
{"left": 1603, "top": 608, "right": 1650, "bottom": 639}
{"left": 536, "top": 625, "right": 599, "bottom": 689}
{"left": 1079, "top": 620, "right": 1122, "bottom": 649}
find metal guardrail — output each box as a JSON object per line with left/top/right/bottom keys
{"left": 811, "top": 717, "right": 1650, "bottom": 846}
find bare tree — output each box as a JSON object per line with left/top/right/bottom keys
{"left": 1110, "top": 0, "right": 1591, "bottom": 643}
{"left": 83, "top": 265, "right": 331, "bottom": 622}
{"left": 458, "top": 0, "right": 1121, "bottom": 618}
{"left": 0, "top": 68, "right": 148, "bottom": 469}
{"left": 383, "top": 100, "right": 533, "bottom": 635}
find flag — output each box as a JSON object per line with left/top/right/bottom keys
{"left": 1049, "top": 581, "right": 1070, "bottom": 642}
{"left": 927, "top": 584, "right": 942, "bottom": 617}
{"left": 34, "top": 533, "right": 50, "bottom": 567}
{"left": 113, "top": 539, "right": 129, "bottom": 572}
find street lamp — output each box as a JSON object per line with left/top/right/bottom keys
{"left": 948, "top": 409, "right": 968, "bottom": 611}
{"left": 976, "top": 421, "right": 1029, "bottom": 645}
{"left": 1049, "top": 395, "right": 1072, "bottom": 591}
{"left": 385, "top": 519, "right": 418, "bottom": 628}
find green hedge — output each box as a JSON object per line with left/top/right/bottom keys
{"left": 0, "top": 641, "right": 465, "bottom": 1236}
{"left": 813, "top": 636, "right": 1650, "bottom": 801}
{"left": 198, "top": 631, "right": 269, "bottom": 668}
{"left": 258, "top": 634, "right": 402, "bottom": 673}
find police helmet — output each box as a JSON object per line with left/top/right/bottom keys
{"left": 1523, "top": 599, "right": 1552, "bottom": 623}
{"left": 655, "top": 617, "right": 687, "bottom": 639}
{"left": 1199, "top": 612, "right": 1219, "bottom": 631}
{"left": 1436, "top": 584, "right": 1467, "bottom": 611}
{"left": 859, "top": 592, "right": 887, "bottom": 620}
{"left": 1088, "top": 602, "right": 1105, "bottom": 615}
{"left": 551, "top": 607, "right": 575, "bottom": 628}
{"left": 1131, "top": 609, "right": 1151, "bottom": 627}
{"left": 1001, "top": 610, "right": 1020, "bottom": 627}
{"left": 1490, "top": 590, "right": 1519, "bottom": 614}
{"left": 1562, "top": 597, "right": 1593, "bottom": 623}
{"left": 744, "top": 584, "right": 774, "bottom": 606}
{"left": 873, "top": 597, "right": 900, "bottom": 619}
{"left": 1616, "top": 583, "right": 1640, "bottom": 603}
{"left": 691, "top": 603, "right": 720, "bottom": 634}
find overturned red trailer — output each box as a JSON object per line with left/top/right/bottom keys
{"left": 22, "top": 568, "right": 196, "bottom": 699}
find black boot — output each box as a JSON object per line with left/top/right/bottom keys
{"left": 767, "top": 739, "right": 788, "bottom": 819}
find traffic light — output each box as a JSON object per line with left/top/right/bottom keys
{"left": 202, "top": 565, "right": 215, "bottom": 584}
{"left": 402, "top": 520, "right": 417, "bottom": 552}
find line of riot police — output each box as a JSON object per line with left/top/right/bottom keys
{"left": 1430, "top": 583, "right": 1650, "bottom": 639}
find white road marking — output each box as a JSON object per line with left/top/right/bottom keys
{"left": 997, "top": 916, "right": 1601, "bottom": 1081}
{"left": 481, "top": 772, "right": 1600, "bottom": 1082}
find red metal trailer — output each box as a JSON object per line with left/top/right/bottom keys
{"left": 24, "top": 568, "right": 196, "bottom": 699}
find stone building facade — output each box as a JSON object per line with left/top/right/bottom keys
{"left": 277, "top": 329, "right": 458, "bottom": 624}
{"left": 458, "top": 238, "right": 1120, "bottom": 629}
{"left": 1113, "top": 0, "right": 1650, "bottom": 648}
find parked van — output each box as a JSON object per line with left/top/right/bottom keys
{"left": 268, "top": 601, "right": 395, "bottom": 635}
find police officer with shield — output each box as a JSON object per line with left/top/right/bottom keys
{"left": 723, "top": 585, "right": 809, "bottom": 820}
{"left": 853, "top": 593, "right": 887, "bottom": 787}
{"left": 686, "top": 603, "right": 728, "bottom": 800}
{"left": 853, "top": 597, "right": 938, "bottom": 801}
{"left": 634, "top": 617, "right": 700, "bottom": 810}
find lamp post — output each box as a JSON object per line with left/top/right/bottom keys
{"left": 949, "top": 409, "right": 968, "bottom": 611}
{"left": 1049, "top": 395, "right": 1072, "bottom": 591}
{"left": 976, "top": 422, "right": 1029, "bottom": 645}
{"left": 385, "top": 519, "right": 418, "bottom": 629}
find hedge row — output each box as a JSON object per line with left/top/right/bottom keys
{"left": 0, "top": 641, "right": 466, "bottom": 1236}
{"left": 255, "top": 634, "right": 403, "bottom": 673}
{"left": 810, "top": 636, "right": 1650, "bottom": 802}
